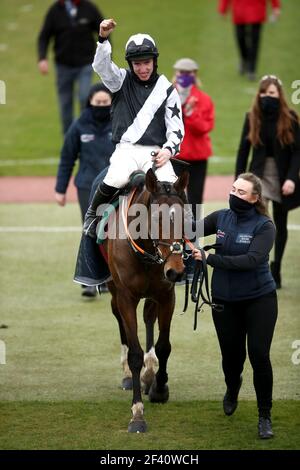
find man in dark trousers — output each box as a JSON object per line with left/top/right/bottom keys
{"left": 37, "top": 0, "right": 104, "bottom": 134}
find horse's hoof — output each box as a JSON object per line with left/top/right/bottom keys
{"left": 121, "top": 377, "right": 133, "bottom": 390}
{"left": 128, "top": 419, "right": 147, "bottom": 433}
{"left": 148, "top": 379, "right": 169, "bottom": 403}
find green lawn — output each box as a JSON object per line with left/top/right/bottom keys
{"left": 1, "top": 401, "right": 299, "bottom": 450}
{"left": 0, "top": 202, "right": 299, "bottom": 449}
{"left": 0, "top": 0, "right": 299, "bottom": 175}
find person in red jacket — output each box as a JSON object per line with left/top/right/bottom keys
{"left": 172, "top": 58, "right": 214, "bottom": 282}
{"left": 173, "top": 58, "right": 215, "bottom": 216}
{"left": 218, "top": 0, "right": 281, "bottom": 80}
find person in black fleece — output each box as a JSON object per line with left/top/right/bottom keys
{"left": 37, "top": 0, "right": 104, "bottom": 134}
{"left": 193, "top": 172, "right": 277, "bottom": 439}
{"left": 55, "top": 82, "right": 114, "bottom": 297}
{"left": 235, "top": 75, "right": 300, "bottom": 288}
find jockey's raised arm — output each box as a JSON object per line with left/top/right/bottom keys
{"left": 84, "top": 18, "right": 184, "bottom": 239}
{"left": 93, "top": 19, "right": 126, "bottom": 93}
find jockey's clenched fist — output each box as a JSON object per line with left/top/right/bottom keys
{"left": 100, "top": 19, "right": 117, "bottom": 38}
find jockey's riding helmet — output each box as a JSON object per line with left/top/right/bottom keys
{"left": 125, "top": 34, "right": 159, "bottom": 62}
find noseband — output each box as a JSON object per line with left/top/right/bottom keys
{"left": 151, "top": 239, "right": 185, "bottom": 265}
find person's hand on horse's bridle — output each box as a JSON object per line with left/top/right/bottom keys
{"left": 192, "top": 248, "right": 209, "bottom": 261}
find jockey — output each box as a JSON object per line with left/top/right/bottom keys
{"left": 83, "top": 19, "right": 184, "bottom": 237}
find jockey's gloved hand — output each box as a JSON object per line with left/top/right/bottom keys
{"left": 83, "top": 182, "right": 118, "bottom": 238}
{"left": 83, "top": 205, "right": 99, "bottom": 238}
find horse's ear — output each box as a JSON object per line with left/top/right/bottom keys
{"left": 145, "top": 168, "right": 158, "bottom": 193}
{"left": 174, "top": 170, "right": 189, "bottom": 194}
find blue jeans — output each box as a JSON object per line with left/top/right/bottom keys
{"left": 55, "top": 63, "right": 93, "bottom": 134}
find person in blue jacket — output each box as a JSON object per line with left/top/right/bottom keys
{"left": 193, "top": 172, "right": 277, "bottom": 439}
{"left": 55, "top": 82, "right": 115, "bottom": 296}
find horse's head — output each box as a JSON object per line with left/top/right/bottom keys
{"left": 145, "top": 168, "right": 189, "bottom": 283}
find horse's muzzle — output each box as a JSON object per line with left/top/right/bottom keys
{"left": 165, "top": 268, "right": 184, "bottom": 283}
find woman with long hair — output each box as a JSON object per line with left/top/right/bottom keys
{"left": 235, "top": 75, "right": 300, "bottom": 288}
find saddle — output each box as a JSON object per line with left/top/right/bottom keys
{"left": 74, "top": 171, "right": 146, "bottom": 286}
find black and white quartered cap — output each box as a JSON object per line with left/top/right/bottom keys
{"left": 125, "top": 34, "right": 159, "bottom": 61}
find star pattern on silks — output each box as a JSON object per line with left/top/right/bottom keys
{"left": 173, "top": 129, "right": 183, "bottom": 140}
{"left": 168, "top": 103, "right": 181, "bottom": 118}
{"left": 172, "top": 141, "right": 180, "bottom": 155}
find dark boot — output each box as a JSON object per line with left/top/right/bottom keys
{"left": 81, "top": 285, "right": 97, "bottom": 298}
{"left": 258, "top": 417, "right": 274, "bottom": 439}
{"left": 270, "top": 261, "right": 281, "bottom": 289}
{"left": 83, "top": 182, "right": 118, "bottom": 238}
{"left": 223, "top": 376, "right": 243, "bottom": 416}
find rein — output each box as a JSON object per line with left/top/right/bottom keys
{"left": 121, "top": 179, "right": 223, "bottom": 328}
{"left": 181, "top": 242, "right": 224, "bottom": 329}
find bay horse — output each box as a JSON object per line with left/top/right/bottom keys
{"left": 103, "top": 168, "right": 189, "bottom": 432}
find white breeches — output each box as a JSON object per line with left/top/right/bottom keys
{"left": 103, "top": 143, "right": 177, "bottom": 188}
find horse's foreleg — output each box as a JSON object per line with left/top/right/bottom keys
{"left": 117, "top": 294, "right": 147, "bottom": 433}
{"left": 120, "top": 345, "right": 132, "bottom": 390}
{"left": 149, "top": 291, "right": 175, "bottom": 404}
{"left": 144, "top": 298, "right": 157, "bottom": 352}
{"left": 111, "top": 294, "right": 132, "bottom": 390}
{"left": 141, "top": 299, "right": 158, "bottom": 394}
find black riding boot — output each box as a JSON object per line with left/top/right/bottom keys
{"left": 270, "top": 261, "right": 281, "bottom": 289}
{"left": 83, "top": 182, "right": 118, "bottom": 238}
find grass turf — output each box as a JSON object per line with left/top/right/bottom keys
{"left": 1, "top": 401, "right": 299, "bottom": 450}
{"left": 0, "top": 202, "right": 299, "bottom": 449}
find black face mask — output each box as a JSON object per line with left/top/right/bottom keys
{"left": 259, "top": 96, "right": 280, "bottom": 114}
{"left": 90, "top": 105, "right": 111, "bottom": 122}
{"left": 229, "top": 194, "right": 255, "bottom": 214}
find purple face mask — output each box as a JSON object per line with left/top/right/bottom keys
{"left": 176, "top": 73, "right": 195, "bottom": 88}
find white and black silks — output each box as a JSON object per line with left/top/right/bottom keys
{"left": 92, "top": 40, "right": 184, "bottom": 154}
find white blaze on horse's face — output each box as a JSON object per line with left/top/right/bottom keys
{"left": 156, "top": 203, "right": 185, "bottom": 283}
{"left": 150, "top": 203, "right": 184, "bottom": 241}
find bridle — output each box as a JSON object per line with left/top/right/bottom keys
{"left": 121, "top": 186, "right": 187, "bottom": 265}
{"left": 188, "top": 245, "right": 224, "bottom": 330}
{"left": 121, "top": 184, "right": 223, "bottom": 326}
